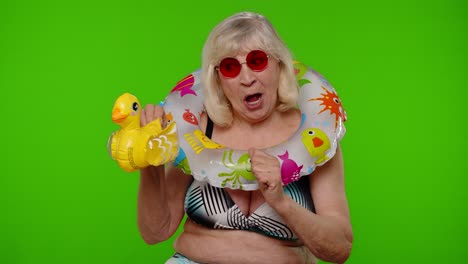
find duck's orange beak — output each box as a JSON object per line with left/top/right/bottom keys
{"left": 312, "top": 137, "right": 323, "bottom": 148}
{"left": 112, "top": 108, "right": 128, "bottom": 123}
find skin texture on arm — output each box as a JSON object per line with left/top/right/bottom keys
{"left": 249, "top": 145, "right": 353, "bottom": 263}
{"left": 137, "top": 104, "right": 193, "bottom": 244}
{"left": 137, "top": 164, "right": 192, "bottom": 244}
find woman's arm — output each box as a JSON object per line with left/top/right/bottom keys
{"left": 137, "top": 164, "right": 192, "bottom": 244}
{"left": 249, "top": 145, "right": 353, "bottom": 263}
{"left": 137, "top": 104, "right": 192, "bottom": 244}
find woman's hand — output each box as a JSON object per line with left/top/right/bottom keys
{"left": 140, "top": 104, "right": 167, "bottom": 128}
{"left": 139, "top": 104, "right": 166, "bottom": 176}
{"left": 248, "top": 148, "right": 285, "bottom": 207}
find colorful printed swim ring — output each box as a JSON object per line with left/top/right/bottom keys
{"left": 163, "top": 61, "right": 347, "bottom": 190}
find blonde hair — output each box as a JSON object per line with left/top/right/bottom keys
{"left": 202, "top": 12, "right": 299, "bottom": 127}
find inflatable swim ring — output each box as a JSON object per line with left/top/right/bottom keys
{"left": 163, "top": 61, "right": 347, "bottom": 190}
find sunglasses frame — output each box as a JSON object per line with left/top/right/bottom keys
{"left": 215, "top": 50, "right": 270, "bottom": 78}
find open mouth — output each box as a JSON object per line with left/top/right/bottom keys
{"left": 244, "top": 93, "right": 262, "bottom": 105}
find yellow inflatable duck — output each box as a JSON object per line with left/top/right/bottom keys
{"left": 108, "top": 93, "right": 179, "bottom": 172}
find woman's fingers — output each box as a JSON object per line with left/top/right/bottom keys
{"left": 145, "top": 104, "right": 155, "bottom": 124}
{"left": 249, "top": 148, "right": 285, "bottom": 205}
{"left": 140, "top": 104, "right": 166, "bottom": 128}
{"left": 249, "top": 148, "right": 280, "bottom": 181}
{"left": 153, "top": 105, "right": 167, "bottom": 128}
{"left": 140, "top": 108, "right": 147, "bottom": 126}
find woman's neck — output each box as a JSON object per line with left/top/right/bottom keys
{"left": 231, "top": 110, "right": 283, "bottom": 131}
{"left": 216, "top": 108, "right": 301, "bottom": 150}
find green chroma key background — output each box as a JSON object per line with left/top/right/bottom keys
{"left": 2, "top": 0, "right": 466, "bottom": 263}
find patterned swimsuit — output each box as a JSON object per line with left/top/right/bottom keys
{"left": 185, "top": 176, "right": 314, "bottom": 240}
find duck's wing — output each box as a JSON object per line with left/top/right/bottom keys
{"left": 144, "top": 119, "right": 179, "bottom": 166}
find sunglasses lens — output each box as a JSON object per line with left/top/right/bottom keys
{"left": 246, "top": 50, "right": 268, "bottom": 71}
{"left": 219, "top": 58, "right": 241, "bottom": 78}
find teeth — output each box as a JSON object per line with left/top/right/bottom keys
{"left": 246, "top": 99, "right": 259, "bottom": 105}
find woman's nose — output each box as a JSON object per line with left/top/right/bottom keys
{"left": 238, "top": 65, "right": 256, "bottom": 87}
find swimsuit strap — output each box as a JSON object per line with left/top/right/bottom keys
{"left": 205, "top": 115, "right": 214, "bottom": 139}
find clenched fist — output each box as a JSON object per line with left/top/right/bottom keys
{"left": 248, "top": 148, "right": 286, "bottom": 207}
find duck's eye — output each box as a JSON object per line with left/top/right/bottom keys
{"left": 132, "top": 102, "right": 139, "bottom": 111}
{"left": 308, "top": 130, "right": 315, "bottom": 136}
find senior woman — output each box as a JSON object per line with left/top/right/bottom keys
{"left": 138, "top": 12, "right": 353, "bottom": 264}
